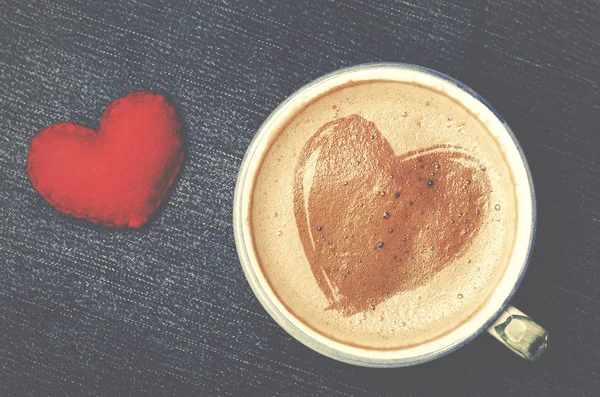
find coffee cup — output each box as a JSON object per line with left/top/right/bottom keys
{"left": 233, "top": 63, "right": 547, "bottom": 367}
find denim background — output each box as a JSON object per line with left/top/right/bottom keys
{"left": 1, "top": 0, "right": 599, "bottom": 396}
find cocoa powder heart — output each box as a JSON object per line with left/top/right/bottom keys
{"left": 27, "top": 91, "right": 183, "bottom": 228}
{"left": 293, "top": 114, "right": 491, "bottom": 316}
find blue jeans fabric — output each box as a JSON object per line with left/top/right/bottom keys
{"left": 1, "top": 0, "right": 599, "bottom": 396}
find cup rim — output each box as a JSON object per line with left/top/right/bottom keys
{"left": 233, "top": 62, "right": 537, "bottom": 367}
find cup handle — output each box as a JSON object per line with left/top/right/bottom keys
{"left": 487, "top": 306, "right": 548, "bottom": 361}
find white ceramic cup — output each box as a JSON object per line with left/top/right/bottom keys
{"left": 233, "top": 63, "right": 547, "bottom": 367}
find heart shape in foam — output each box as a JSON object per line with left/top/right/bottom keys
{"left": 293, "top": 115, "right": 491, "bottom": 316}
{"left": 27, "top": 91, "right": 183, "bottom": 228}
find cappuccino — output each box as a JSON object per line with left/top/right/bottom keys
{"left": 249, "top": 79, "right": 518, "bottom": 350}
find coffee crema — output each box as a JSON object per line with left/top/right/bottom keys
{"left": 250, "top": 80, "right": 517, "bottom": 349}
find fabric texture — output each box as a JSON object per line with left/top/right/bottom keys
{"left": 1, "top": 0, "right": 599, "bottom": 396}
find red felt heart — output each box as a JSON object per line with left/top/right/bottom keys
{"left": 27, "top": 91, "right": 183, "bottom": 228}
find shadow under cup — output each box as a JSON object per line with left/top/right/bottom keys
{"left": 233, "top": 63, "right": 536, "bottom": 367}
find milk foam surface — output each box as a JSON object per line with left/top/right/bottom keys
{"left": 250, "top": 81, "right": 517, "bottom": 349}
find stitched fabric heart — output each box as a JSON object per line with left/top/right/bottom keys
{"left": 27, "top": 91, "right": 184, "bottom": 228}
